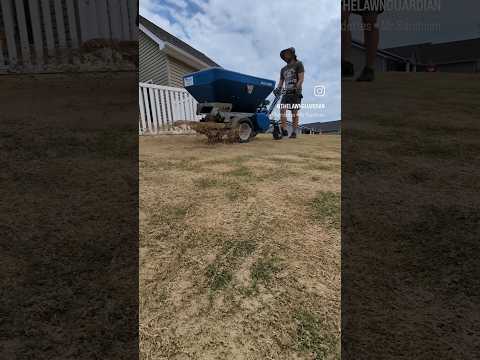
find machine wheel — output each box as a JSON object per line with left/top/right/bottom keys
{"left": 237, "top": 119, "right": 254, "bottom": 143}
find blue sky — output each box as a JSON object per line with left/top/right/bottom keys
{"left": 140, "top": 0, "right": 341, "bottom": 124}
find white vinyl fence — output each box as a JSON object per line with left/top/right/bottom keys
{"left": 0, "top": 0, "right": 137, "bottom": 72}
{"left": 139, "top": 82, "right": 200, "bottom": 135}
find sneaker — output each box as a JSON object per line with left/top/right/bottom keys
{"left": 342, "top": 60, "right": 355, "bottom": 78}
{"left": 356, "top": 66, "right": 375, "bottom": 82}
{"left": 281, "top": 128, "right": 289, "bottom": 137}
{"left": 289, "top": 131, "right": 297, "bottom": 139}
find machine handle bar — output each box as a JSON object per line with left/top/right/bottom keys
{"left": 267, "top": 89, "right": 286, "bottom": 115}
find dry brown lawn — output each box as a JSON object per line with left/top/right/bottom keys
{"left": 342, "top": 72, "right": 480, "bottom": 358}
{"left": 140, "top": 134, "right": 341, "bottom": 359}
{"left": 1, "top": 72, "right": 138, "bottom": 359}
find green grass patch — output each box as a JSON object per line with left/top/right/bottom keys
{"left": 205, "top": 239, "right": 257, "bottom": 292}
{"left": 168, "top": 206, "right": 188, "bottom": 219}
{"left": 250, "top": 256, "right": 282, "bottom": 288}
{"left": 189, "top": 176, "right": 247, "bottom": 201}
{"left": 266, "top": 167, "right": 299, "bottom": 179}
{"left": 387, "top": 136, "right": 480, "bottom": 160}
{"left": 193, "top": 176, "right": 227, "bottom": 189}
{"left": 175, "top": 159, "right": 201, "bottom": 171}
{"left": 206, "top": 263, "right": 233, "bottom": 291}
{"left": 225, "top": 184, "right": 249, "bottom": 201}
{"left": 223, "top": 239, "right": 256, "bottom": 258}
{"left": 311, "top": 192, "right": 340, "bottom": 230}
{"left": 225, "top": 166, "right": 254, "bottom": 178}
{"left": 151, "top": 204, "right": 189, "bottom": 226}
{"left": 194, "top": 176, "right": 251, "bottom": 200}
{"left": 254, "top": 163, "right": 299, "bottom": 181}
{"left": 306, "top": 163, "right": 339, "bottom": 172}
{"left": 157, "top": 158, "right": 201, "bottom": 171}
{"left": 231, "top": 155, "right": 254, "bottom": 164}
{"left": 294, "top": 310, "right": 339, "bottom": 360}
{"left": 268, "top": 156, "right": 293, "bottom": 164}
{"left": 293, "top": 153, "right": 316, "bottom": 160}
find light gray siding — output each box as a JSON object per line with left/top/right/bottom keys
{"left": 437, "top": 61, "right": 478, "bottom": 73}
{"left": 168, "top": 56, "right": 197, "bottom": 88}
{"left": 351, "top": 46, "right": 388, "bottom": 73}
{"left": 139, "top": 31, "right": 169, "bottom": 85}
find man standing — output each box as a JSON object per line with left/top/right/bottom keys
{"left": 274, "top": 47, "right": 305, "bottom": 138}
{"left": 341, "top": 0, "right": 384, "bottom": 81}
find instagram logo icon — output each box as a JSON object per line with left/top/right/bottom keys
{"left": 314, "top": 85, "right": 326, "bottom": 97}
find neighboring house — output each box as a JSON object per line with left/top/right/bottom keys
{"left": 385, "top": 38, "right": 480, "bottom": 73}
{"left": 139, "top": 16, "right": 220, "bottom": 87}
{"left": 301, "top": 121, "right": 341, "bottom": 135}
{"left": 351, "top": 39, "right": 410, "bottom": 73}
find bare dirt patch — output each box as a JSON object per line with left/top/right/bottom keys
{"left": 140, "top": 134, "right": 341, "bottom": 359}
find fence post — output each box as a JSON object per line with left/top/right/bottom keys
{"left": 120, "top": 0, "right": 130, "bottom": 40}
{"left": 1, "top": 0, "right": 18, "bottom": 66}
{"left": 0, "top": 0, "right": 138, "bottom": 73}
{"left": 14, "top": 0, "right": 31, "bottom": 67}
{"left": 96, "top": 0, "right": 110, "bottom": 39}
{"left": 65, "top": 0, "right": 79, "bottom": 48}
{"left": 0, "top": 31, "right": 4, "bottom": 67}
{"left": 128, "top": 0, "right": 138, "bottom": 40}
{"left": 53, "top": 0, "right": 67, "bottom": 47}
{"left": 77, "top": 0, "right": 98, "bottom": 43}
{"left": 138, "top": 84, "right": 199, "bottom": 135}
{"left": 108, "top": 0, "right": 123, "bottom": 40}
{"left": 139, "top": 87, "right": 147, "bottom": 133}
{"left": 40, "top": 0, "right": 55, "bottom": 59}
{"left": 28, "top": 0, "right": 44, "bottom": 67}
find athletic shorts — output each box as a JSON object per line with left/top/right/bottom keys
{"left": 280, "top": 92, "right": 302, "bottom": 111}
{"left": 342, "top": 0, "right": 385, "bottom": 15}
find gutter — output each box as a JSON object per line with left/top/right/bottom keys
{"left": 163, "top": 43, "right": 212, "bottom": 70}
{"left": 139, "top": 23, "right": 165, "bottom": 48}
{"left": 139, "top": 24, "right": 213, "bottom": 70}
{"left": 352, "top": 40, "right": 408, "bottom": 62}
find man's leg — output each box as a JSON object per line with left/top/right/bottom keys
{"left": 280, "top": 107, "right": 288, "bottom": 136}
{"left": 341, "top": 9, "right": 352, "bottom": 62}
{"left": 363, "top": 14, "right": 379, "bottom": 69}
{"left": 341, "top": 9, "right": 354, "bottom": 77}
{"left": 357, "top": 14, "right": 379, "bottom": 81}
{"left": 289, "top": 110, "right": 299, "bottom": 138}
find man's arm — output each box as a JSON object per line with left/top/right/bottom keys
{"left": 296, "top": 72, "right": 305, "bottom": 89}
{"left": 278, "top": 78, "right": 284, "bottom": 89}
{"left": 273, "top": 77, "right": 284, "bottom": 97}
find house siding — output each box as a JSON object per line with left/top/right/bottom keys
{"left": 168, "top": 56, "right": 197, "bottom": 88}
{"left": 139, "top": 31, "right": 169, "bottom": 85}
{"left": 437, "top": 61, "right": 478, "bottom": 73}
{"left": 351, "top": 46, "right": 389, "bottom": 73}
